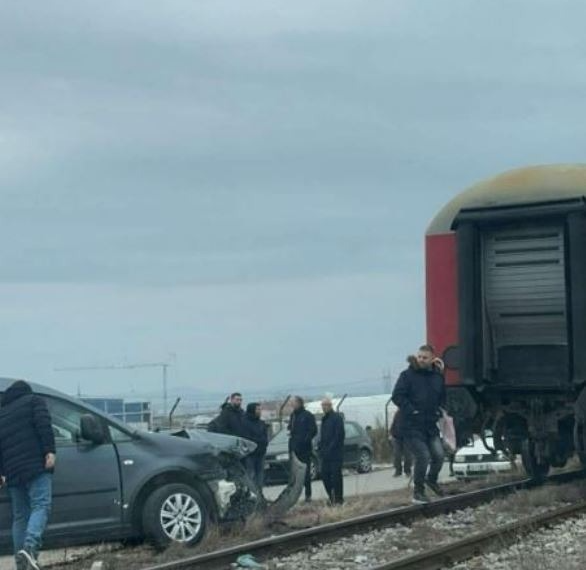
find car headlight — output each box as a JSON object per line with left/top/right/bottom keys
{"left": 276, "top": 453, "right": 289, "bottom": 462}
{"left": 454, "top": 456, "right": 466, "bottom": 463}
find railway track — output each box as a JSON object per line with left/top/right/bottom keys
{"left": 370, "top": 500, "right": 586, "bottom": 569}
{"left": 140, "top": 469, "right": 584, "bottom": 570}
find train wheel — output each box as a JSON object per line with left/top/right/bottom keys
{"left": 521, "top": 439, "right": 550, "bottom": 483}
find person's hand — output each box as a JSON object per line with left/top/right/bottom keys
{"left": 0, "top": 476, "right": 5, "bottom": 488}
{"left": 432, "top": 357, "right": 445, "bottom": 373}
{"left": 45, "top": 453, "right": 56, "bottom": 470}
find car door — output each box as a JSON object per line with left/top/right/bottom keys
{"left": 42, "top": 396, "right": 123, "bottom": 542}
{"left": 343, "top": 422, "right": 360, "bottom": 466}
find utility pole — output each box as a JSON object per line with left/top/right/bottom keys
{"left": 55, "top": 360, "right": 173, "bottom": 416}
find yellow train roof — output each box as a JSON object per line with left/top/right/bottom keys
{"left": 427, "top": 164, "right": 586, "bottom": 235}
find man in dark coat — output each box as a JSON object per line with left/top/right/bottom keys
{"left": 318, "top": 398, "right": 345, "bottom": 505}
{"left": 242, "top": 402, "right": 269, "bottom": 491}
{"left": 392, "top": 345, "right": 446, "bottom": 504}
{"left": 209, "top": 393, "right": 247, "bottom": 438}
{"left": 288, "top": 396, "right": 317, "bottom": 502}
{"left": 0, "top": 381, "right": 56, "bottom": 570}
{"left": 389, "top": 410, "right": 412, "bottom": 477}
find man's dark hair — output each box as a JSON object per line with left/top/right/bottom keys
{"left": 230, "top": 392, "right": 242, "bottom": 399}
{"left": 419, "top": 344, "right": 435, "bottom": 354}
{"left": 293, "top": 395, "right": 304, "bottom": 406}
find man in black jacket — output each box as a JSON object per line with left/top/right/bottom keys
{"left": 242, "top": 402, "right": 269, "bottom": 491}
{"left": 318, "top": 398, "right": 345, "bottom": 505}
{"left": 0, "top": 381, "right": 56, "bottom": 570}
{"left": 392, "top": 345, "right": 446, "bottom": 504}
{"left": 288, "top": 396, "right": 317, "bottom": 502}
{"left": 210, "top": 393, "right": 247, "bottom": 438}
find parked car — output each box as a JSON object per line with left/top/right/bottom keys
{"left": 452, "top": 436, "right": 515, "bottom": 480}
{"left": 0, "top": 378, "right": 265, "bottom": 553}
{"left": 264, "top": 420, "right": 373, "bottom": 485}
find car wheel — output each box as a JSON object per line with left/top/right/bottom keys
{"left": 357, "top": 449, "right": 373, "bottom": 473}
{"left": 309, "top": 456, "right": 320, "bottom": 481}
{"left": 142, "top": 483, "right": 208, "bottom": 550}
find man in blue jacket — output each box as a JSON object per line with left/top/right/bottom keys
{"left": 318, "top": 398, "right": 345, "bottom": 505}
{"left": 392, "top": 345, "right": 446, "bottom": 504}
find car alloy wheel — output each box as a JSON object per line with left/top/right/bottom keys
{"left": 357, "top": 449, "right": 372, "bottom": 473}
{"left": 160, "top": 492, "right": 203, "bottom": 543}
{"left": 309, "top": 457, "right": 319, "bottom": 480}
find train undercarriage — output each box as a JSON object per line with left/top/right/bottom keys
{"left": 448, "top": 384, "right": 586, "bottom": 480}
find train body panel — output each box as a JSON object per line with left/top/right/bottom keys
{"left": 425, "top": 233, "right": 459, "bottom": 386}
{"left": 426, "top": 164, "right": 586, "bottom": 478}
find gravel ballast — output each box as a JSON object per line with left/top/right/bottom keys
{"left": 267, "top": 483, "right": 586, "bottom": 570}
{"left": 451, "top": 514, "right": 586, "bottom": 570}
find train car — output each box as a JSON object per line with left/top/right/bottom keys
{"left": 426, "top": 164, "right": 586, "bottom": 479}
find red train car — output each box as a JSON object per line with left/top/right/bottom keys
{"left": 426, "top": 164, "right": 586, "bottom": 478}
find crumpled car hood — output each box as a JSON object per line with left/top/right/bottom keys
{"left": 170, "top": 428, "right": 258, "bottom": 459}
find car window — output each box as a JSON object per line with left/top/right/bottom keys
{"left": 271, "top": 428, "right": 289, "bottom": 444}
{"left": 109, "top": 425, "right": 133, "bottom": 442}
{"left": 345, "top": 423, "right": 358, "bottom": 438}
{"left": 44, "top": 396, "right": 102, "bottom": 447}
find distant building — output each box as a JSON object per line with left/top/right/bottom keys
{"left": 82, "top": 397, "right": 152, "bottom": 430}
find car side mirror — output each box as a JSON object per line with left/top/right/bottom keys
{"left": 80, "top": 414, "right": 106, "bottom": 445}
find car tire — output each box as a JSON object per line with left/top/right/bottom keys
{"left": 142, "top": 483, "right": 208, "bottom": 550}
{"left": 356, "top": 449, "right": 373, "bottom": 474}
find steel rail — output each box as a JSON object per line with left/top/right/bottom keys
{"left": 372, "top": 500, "right": 586, "bottom": 570}
{"left": 140, "top": 470, "right": 584, "bottom": 570}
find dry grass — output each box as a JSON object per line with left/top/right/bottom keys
{"left": 369, "top": 426, "right": 392, "bottom": 463}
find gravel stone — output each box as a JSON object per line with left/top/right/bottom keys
{"left": 266, "top": 483, "right": 582, "bottom": 570}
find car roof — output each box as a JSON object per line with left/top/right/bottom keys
{"left": 0, "top": 377, "right": 73, "bottom": 399}
{"left": 0, "top": 377, "right": 133, "bottom": 431}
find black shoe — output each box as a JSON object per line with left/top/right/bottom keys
{"left": 304, "top": 497, "right": 312, "bottom": 504}
{"left": 412, "top": 491, "right": 430, "bottom": 504}
{"left": 425, "top": 479, "right": 445, "bottom": 497}
{"left": 17, "top": 550, "right": 39, "bottom": 570}
{"left": 393, "top": 470, "right": 402, "bottom": 477}
{"left": 404, "top": 468, "right": 412, "bottom": 476}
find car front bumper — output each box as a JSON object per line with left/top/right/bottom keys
{"left": 453, "top": 460, "right": 512, "bottom": 478}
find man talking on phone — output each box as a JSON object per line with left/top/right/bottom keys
{"left": 392, "top": 345, "right": 446, "bottom": 504}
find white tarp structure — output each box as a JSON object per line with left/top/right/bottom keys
{"left": 306, "top": 394, "right": 397, "bottom": 430}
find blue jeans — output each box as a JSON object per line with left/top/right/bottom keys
{"left": 406, "top": 434, "right": 444, "bottom": 494}
{"left": 8, "top": 472, "right": 52, "bottom": 558}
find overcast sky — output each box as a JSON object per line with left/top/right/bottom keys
{"left": 1, "top": 1, "right": 586, "bottom": 404}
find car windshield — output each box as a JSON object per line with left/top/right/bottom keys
{"left": 271, "top": 428, "right": 289, "bottom": 444}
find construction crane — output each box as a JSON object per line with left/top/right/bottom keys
{"left": 54, "top": 360, "right": 173, "bottom": 415}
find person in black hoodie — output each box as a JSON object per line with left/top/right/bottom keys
{"left": 242, "top": 403, "right": 269, "bottom": 491}
{"left": 318, "top": 398, "right": 345, "bottom": 505}
{"left": 0, "top": 381, "right": 56, "bottom": 570}
{"left": 288, "top": 396, "right": 317, "bottom": 502}
{"left": 389, "top": 410, "right": 412, "bottom": 477}
{"left": 392, "top": 345, "right": 446, "bottom": 504}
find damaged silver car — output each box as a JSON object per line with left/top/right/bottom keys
{"left": 0, "top": 379, "right": 305, "bottom": 552}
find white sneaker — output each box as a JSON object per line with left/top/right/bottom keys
{"left": 17, "top": 550, "right": 39, "bottom": 570}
